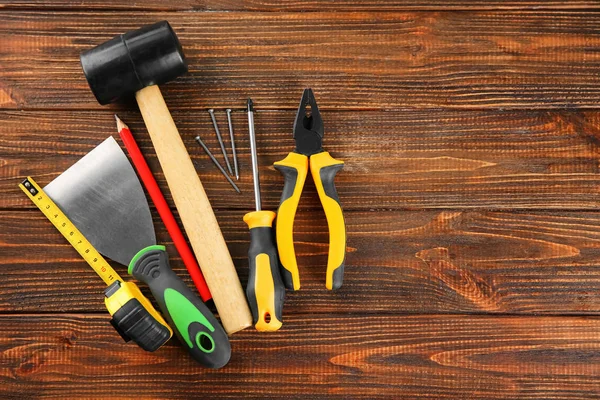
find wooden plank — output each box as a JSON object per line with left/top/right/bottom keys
{"left": 2, "top": 313, "right": 600, "bottom": 399}
{"left": 1, "top": 0, "right": 599, "bottom": 11}
{"left": 4, "top": 209, "right": 600, "bottom": 314}
{"left": 3, "top": 12, "right": 600, "bottom": 110}
{"left": 3, "top": 109, "right": 600, "bottom": 211}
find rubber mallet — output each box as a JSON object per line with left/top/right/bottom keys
{"left": 79, "top": 21, "right": 252, "bottom": 334}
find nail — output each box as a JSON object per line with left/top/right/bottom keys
{"left": 208, "top": 109, "right": 234, "bottom": 176}
{"left": 226, "top": 109, "right": 240, "bottom": 180}
{"left": 195, "top": 135, "right": 241, "bottom": 194}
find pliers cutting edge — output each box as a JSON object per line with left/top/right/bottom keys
{"left": 274, "top": 89, "right": 346, "bottom": 291}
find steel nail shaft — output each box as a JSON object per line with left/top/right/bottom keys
{"left": 195, "top": 135, "right": 241, "bottom": 193}
{"left": 226, "top": 108, "right": 240, "bottom": 180}
{"left": 208, "top": 108, "right": 234, "bottom": 176}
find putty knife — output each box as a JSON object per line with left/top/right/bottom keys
{"left": 45, "top": 136, "right": 231, "bottom": 368}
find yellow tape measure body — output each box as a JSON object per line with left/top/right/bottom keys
{"left": 20, "top": 177, "right": 120, "bottom": 285}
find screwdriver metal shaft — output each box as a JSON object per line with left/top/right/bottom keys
{"left": 208, "top": 109, "right": 234, "bottom": 176}
{"left": 195, "top": 135, "right": 241, "bottom": 193}
{"left": 247, "top": 99, "right": 261, "bottom": 211}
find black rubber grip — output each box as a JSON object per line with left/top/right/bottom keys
{"left": 275, "top": 165, "right": 298, "bottom": 204}
{"left": 110, "top": 298, "right": 171, "bottom": 352}
{"left": 318, "top": 162, "right": 346, "bottom": 290}
{"left": 320, "top": 164, "right": 344, "bottom": 205}
{"left": 274, "top": 165, "right": 298, "bottom": 289}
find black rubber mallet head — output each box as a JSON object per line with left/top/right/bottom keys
{"left": 78, "top": 22, "right": 255, "bottom": 340}
{"left": 80, "top": 20, "right": 187, "bottom": 105}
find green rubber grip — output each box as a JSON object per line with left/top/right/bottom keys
{"left": 129, "top": 245, "right": 231, "bottom": 368}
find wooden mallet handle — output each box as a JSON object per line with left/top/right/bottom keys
{"left": 135, "top": 84, "right": 252, "bottom": 334}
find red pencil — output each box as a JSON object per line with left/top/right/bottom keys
{"left": 115, "top": 115, "right": 212, "bottom": 302}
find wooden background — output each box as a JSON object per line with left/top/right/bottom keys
{"left": 3, "top": 1, "right": 600, "bottom": 399}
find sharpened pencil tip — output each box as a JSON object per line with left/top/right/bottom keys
{"left": 114, "top": 114, "right": 128, "bottom": 132}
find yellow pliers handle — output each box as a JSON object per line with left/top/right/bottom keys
{"left": 274, "top": 151, "right": 346, "bottom": 290}
{"left": 274, "top": 152, "right": 308, "bottom": 290}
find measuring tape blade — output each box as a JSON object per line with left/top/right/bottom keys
{"left": 19, "top": 177, "right": 121, "bottom": 285}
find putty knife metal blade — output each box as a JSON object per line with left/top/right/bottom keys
{"left": 44, "top": 136, "right": 156, "bottom": 265}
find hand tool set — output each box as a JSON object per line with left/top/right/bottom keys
{"left": 21, "top": 20, "right": 346, "bottom": 367}
{"left": 79, "top": 21, "right": 252, "bottom": 336}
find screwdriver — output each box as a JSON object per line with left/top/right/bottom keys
{"left": 244, "top": 98, "right": 286, "bottom": 332}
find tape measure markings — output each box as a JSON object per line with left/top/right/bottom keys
{"left": 19, "top": 177, "right": 121, "bottom": 285}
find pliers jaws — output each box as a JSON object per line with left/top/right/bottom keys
{"left": 293, "top": 88, "right": 324, "bottom": 157}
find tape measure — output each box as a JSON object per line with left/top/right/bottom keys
{"left": 20, "top": 177, "right": 173, "bottom": 351}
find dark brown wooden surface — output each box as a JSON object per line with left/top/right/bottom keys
{"left": 5, "top": 11, "right": 600, "bottom": 111}
{"left": 4, "top": 314, "right": 600, "bottom": 399}
{"left": 3, "top": 110, "right": 600, "bottom": 210}
{"left": 2, "top": 1, "right": 600, "bottom": 11}
{"left": 2, "top": 2, "right": 600, "bottom": 399}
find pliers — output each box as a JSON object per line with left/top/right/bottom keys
{"left": 274, "top": 89, "right": 346, "bottom": 291}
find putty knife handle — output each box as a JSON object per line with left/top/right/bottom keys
{"left": 129, "top": 245, "right": 231, "bottom": 369}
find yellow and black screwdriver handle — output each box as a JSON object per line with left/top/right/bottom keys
{"left": 20, "top": 177, "right": 172, "bottom": 351}
{"left": 274, "top": 151, "right": 346, "bottom": 291}
{"left": 244, "top": 210, "right": 286, "bottom": 331}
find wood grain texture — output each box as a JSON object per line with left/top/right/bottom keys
{"left": 4, "top": 209, "right": 600, "bottom": 315}
{"left": 2, "top": 109, "right": 600, "bottom": 210}
{"left": 3, "top": 11, "right": 600, "bottom": 110}
{"left": 2, "top": 0, "right": 600, "bottom": 11}
{"left": 3, "top": 313, "right": 600, "bottom": 399}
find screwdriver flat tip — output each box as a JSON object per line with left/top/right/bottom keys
{"left": 247, "top": 98, "right": 254, "bottom": 112}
